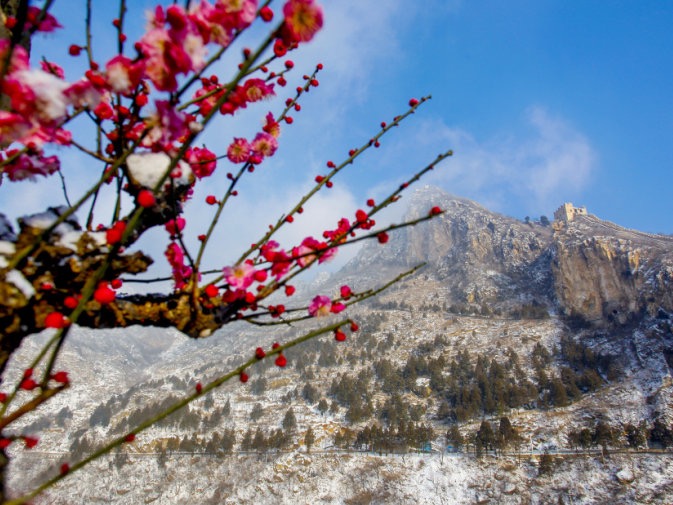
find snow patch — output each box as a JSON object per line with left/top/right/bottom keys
{"left": 19, "top": 206, "right": 78, "bottom": 235}
{"left": 127, "top": 152, "right": 193, "bottom": 189}
{"left": 55, "top": 230, "right": 107, "bottom": 251}
{"left": 6, "top": 270, "right": 35, "bottom": 298}
{"left": 0, "top": 213, "right": 16, "bottom": 240}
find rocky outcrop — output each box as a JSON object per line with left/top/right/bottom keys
{"left": 339, "top": 186, "right": 555, "bottom": 313}
{"left": 339, "top": 186, "right": 673, "bottom": 328}
{"left": 551, "top": 215, "right": 673, "bottom": 326}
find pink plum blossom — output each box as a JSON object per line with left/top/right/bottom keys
{"left": 0, "top": 112, "right": 32, "bottom": 144}
{"left": 223, "top": 262, "right": 255, "bottom": 289}
{"left": 105, "top": 55, "right": 144, "bottom": 95}
{"left": 40, "top": 60, "right": 65, "bottom": 79}
{"left": 282, "top": 0, "right": 323, "bottom": 43}
{"left": 186, "top": 146, "right": 217, "bottom": 178}
{"left": 64, "top": 79, "right": 104, "bottom": 109}
{"left": 0, "top": 150, "right": 60, "bottom": 182}
{"left": 308, "top": 295, "right": 331, "bottom": 317}
{"left": 0, "top": 39, "right": 29, "bottom": 75}
{"left": 250, "top": 132, "right": 278, "bottom": 158}
{"left": 227, "top": 137, "right": 251, "bottom": 163}
{"left": 137, "top": 6, "right": 206, "bottom": 91}
{"left": 241, "top": 78, "right": 275, "bottom": 103}
{"left": 165, "top": 242, "right": 192, "bottom": 289}
{"left": 23, "top": 6, "right": 62, "bottom": 33}
{"left": 262, "top": 112, "right": 281, "bottom": 138}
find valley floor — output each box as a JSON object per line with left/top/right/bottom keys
{"left": 10, "top": 450, "right": 673, "bottom": 504}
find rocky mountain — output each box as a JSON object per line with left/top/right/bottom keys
{"left": 5, "top": 186, "right": 673, "bottom": 504}
{"left": 341, "top": 185, "right": 673, "bottom": 326}
{"left": 552, "top": 215, "right": 673, "bottom": 325}
{"left": 339, "top": 186, "right": 555, "bottom": 313}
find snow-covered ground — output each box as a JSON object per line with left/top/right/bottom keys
{"left": 9, "top": 450, "right": 673, "bottom": 504}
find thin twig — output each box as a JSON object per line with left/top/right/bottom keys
{"left": 243, "top": 263, "right": 424, "bottom": 326}
{"left": 57, "top": 170, "right": 72, "bottom": 208}
{"left": 6, "top": 318, "right": 351, "bottom": 505}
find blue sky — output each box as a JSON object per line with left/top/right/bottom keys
{"left": 297, "top": 0, "right": 673, "bottom": 233}
{"left": 3, "top": 0, "right": 672, "bottom": 280}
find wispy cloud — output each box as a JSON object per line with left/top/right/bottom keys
{"left": 410, "top": 106, "right": 598, "bottom": 215}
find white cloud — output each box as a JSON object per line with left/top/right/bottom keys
{"left": 409, "top": 106, "right": 597, "bottom": 215}
{"left": 186, "top": 179, "right": 361, "bottom": 275}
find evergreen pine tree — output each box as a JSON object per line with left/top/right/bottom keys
{"left": 283, "top": 408, "right": 297, "bottom": 432}
{"left": 304, "top": 427, "right": 316, "bottom": 453}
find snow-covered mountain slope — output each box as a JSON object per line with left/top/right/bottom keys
{"left": 5, "top": 187, "right": 673, "bottom": 504}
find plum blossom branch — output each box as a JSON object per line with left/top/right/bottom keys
{"left": 0, "top": 383, "right": 67, "bottom": 432}
{"left": 192, "top": 64, "right": 323, "bottom": 275}
{"left": 173, "top": 0, "right": 274, "bottom": 102}
{"left": 1, "top": 9, "right": 299, "bottom": 419}
{"left": 4, "top": 318, "right": 351, "bottom": 505}
{"left": 0, "top": 3, "right": 456, "bottom": 503}
{"left": 243, "top": 263, "right": 425, "bottom": 326}
{"left": 233, "top": 95, "right": 433, "bottom": 270}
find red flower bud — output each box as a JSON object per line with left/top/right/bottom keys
{"left": 275, "top": 354, "right": 287, "bottom": 368}
{"left": 355, "top": 209, "right": 368, "bottom": 223}
{"left": 64, "top": 296, "right": 79, "bottom": 309}
{"left": 253, "top": 270, "right": 267, "bottom": 283}
{"left": 20, "top": 378, "right": 38, "bottom": 391}
{"left": 137, "top": 189, "right": 156, "bottom": 208}
{"left": 106, "top": 221, "right": 126, "bottom": 245}
{"left": 45, "top": 311, "right": 68, "bottom": 329}
{"left": 94, "top": 284, "right": 116, "bottom": 304}
{"left": 51, "top": 371, "right": 69, "bottom": 384}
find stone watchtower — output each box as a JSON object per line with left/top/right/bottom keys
{"left": 554, "top": 203, "right": 587, "bottom": 223}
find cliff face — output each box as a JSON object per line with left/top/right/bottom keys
{"left": 338, "top": 186, "right": 555, "bottom": 313}
{"left": 340, "top": 186, "right": 673, "bottom": 327}
{"left": 551, "top": 215, "right": 673, "bottom": 325}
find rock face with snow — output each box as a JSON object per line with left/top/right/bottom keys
{"left": 551, "top": 215, "right": 673, "bottom": 325}
{"left": 342, "top": 186, "right": 673, "bottom": 327}
{"left": 339, "top": 187, "right": 555, "bottom": 313}
{"left": 6, "top": 186, "right": 673, "bottom": 504}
